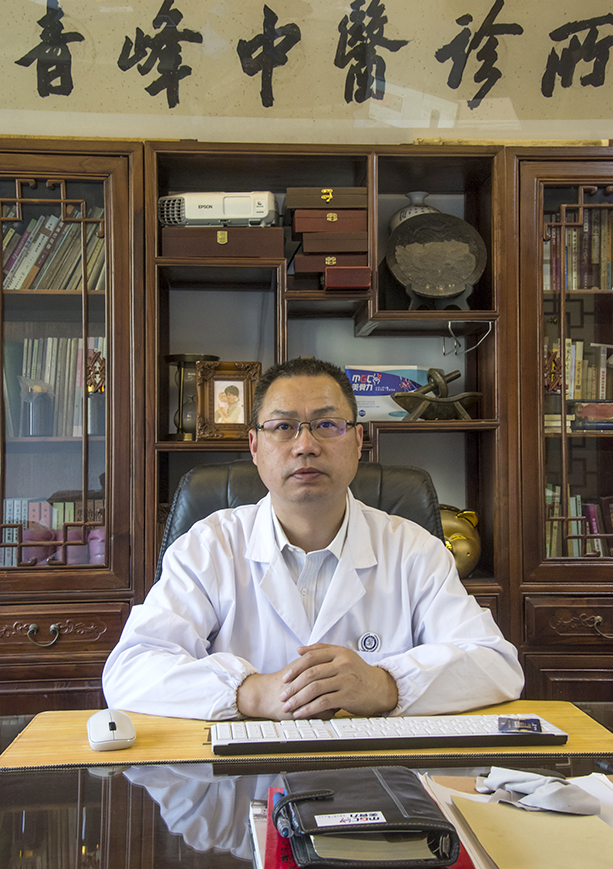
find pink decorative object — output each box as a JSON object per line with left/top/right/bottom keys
{"left": 88, "top": 527, "right": 106, "bottom": 564}
{"left": 22, "top": 523, "right": 55, "bottom": 565}
{"left": 62, "top": 527, "right": 89, "bottom": 565}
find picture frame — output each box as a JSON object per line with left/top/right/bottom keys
{"left": 195, "top": 361, "right": 261, "bottom": 440}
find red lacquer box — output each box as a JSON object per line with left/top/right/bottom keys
{"left": 292, "top": 209, "right": 367, "bottom": 234}
{"left": 293, "top": 253, "right": 368, "bottom": 273}
{"left": 324, "top": 265, "right": 372, "bottom": 290}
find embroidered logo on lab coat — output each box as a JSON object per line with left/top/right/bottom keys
{"left": 358, "top": 632, "right": 381, "bottom": 653}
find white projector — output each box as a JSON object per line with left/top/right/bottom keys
{"left": 158, "top": 191, "right": 278, "bottom": 227}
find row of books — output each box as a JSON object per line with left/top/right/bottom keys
{"left": 543, "top": 208, "right": 613, "bottom": 291}
{"left": 545, "top": 337, "right": 613, "bottom": 401}
{"left": 545, "top": 485, "right": 613, "bottom": 557}
{"left": 2, "top": 203, "right": 106, "bottom": 292}
{"left": 1, "top": 497, "right": 105, "bottom": 567}
{"left": 3, "top": 335, "right": 106, "bottom": 438}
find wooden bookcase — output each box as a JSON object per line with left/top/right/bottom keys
{"left": 516, "top": 149, "right": 613, "bottom": 700}
{"left": 144, "top": 141, "right": 513, "bottom": 636}
{"left": 0, "top": 138, "right": 144, "bottom": 713}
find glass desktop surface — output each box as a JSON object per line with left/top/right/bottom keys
{"left": 0, "top": 753, "right": 609, "bottom": 868}
{"left": 1, "top": 705, "right": 612, "bottom": 868}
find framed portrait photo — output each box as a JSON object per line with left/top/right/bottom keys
{"left": 195, "top": 361, "right": 261, "bottom": 440}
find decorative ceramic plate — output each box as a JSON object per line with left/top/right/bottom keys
{"left": 386, "top": 212, "right": 487, "bottom": 299}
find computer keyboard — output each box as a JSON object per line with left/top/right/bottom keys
{"left": 210, "top": 713, "right": 568, "bottom": 755}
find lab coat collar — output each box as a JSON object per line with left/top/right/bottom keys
{"left": 246, "top": 492, "right": 378, "bottom": 644}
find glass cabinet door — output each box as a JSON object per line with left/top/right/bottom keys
{"left": 0, "top": 153, "right": 133, "bottom": 589}
{"left": 521, "top": 162, "right": 613, "bottom": 580}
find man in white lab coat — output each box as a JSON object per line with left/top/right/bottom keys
{"left": 103, "top": 358, "right": 523, "bottom": 720}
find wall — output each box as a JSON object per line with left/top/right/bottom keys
{"left": 1, "top": 0, "right": 613, "bottom": 144}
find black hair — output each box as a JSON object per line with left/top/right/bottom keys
{"left": 224, "top": 384, "right": 240, "bottom": 397}
{"left": 251, "top": 358, "right": 358, "bottom": 427}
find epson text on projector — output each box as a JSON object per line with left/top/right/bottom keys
{"left": 158, "top": 191, "right": 278, "bottom": 227}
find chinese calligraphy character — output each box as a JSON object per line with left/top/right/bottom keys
{"left": 237, "top": 5, "right": 301, "bottom": 108}
{"left": 542, "top": 15, "right": 613, "bottom": 97}
{"left": 15, "top": 0, "right": 84, "bottom": 97}
{"left": 435, "top": 0, "right": 523, "bottom": 109}
{"left": 334, "top": 0, "right": 408, "bottom": 103}
{"left": 117, "top": 0, "right": 202, "bottom": 109}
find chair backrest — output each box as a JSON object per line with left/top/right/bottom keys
{"left": 155, "top": 460, "right": 444, "bottom": 582}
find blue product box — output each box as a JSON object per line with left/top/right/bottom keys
{"left": 345, "top": 365, "right": 429, "bottom": 421}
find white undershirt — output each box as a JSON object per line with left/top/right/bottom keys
{"left": 271, "top": 496, "right": 350, "bottom": 628}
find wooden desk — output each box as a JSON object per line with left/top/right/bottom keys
{"left": 1, "top": 700, "right": 613, "bottom": 772}
{"left": 1, "top": 702, "right": 612, "bottom": 869}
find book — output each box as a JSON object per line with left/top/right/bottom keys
{"left": 67, "top": 209, "right": 104, "bottom": 291}
{"left": 600, "top": 495, "right": 613, "bottom": 536}
{"left": 72, "top": 337, "right": 84, "bottom": 437}
{"left": 28, "top": 500, "right": 41, "bottom": 526}
{"left": 24, "top": 205, "right": 76, "bottom": 290}
{"left": 51, "top": 501, "right": 65, "bottom": 532}
{"left": 3, "top": 339, "right": 23, "bottom": 439}
{"left": 572, "top": 420, "right": 613, "bottom": 430}
{"left": 52, "top": 337, "right": 68, "bottom": 435}
{"left": 9, "top": 213, "right": 59, "bottom": 290}
{"left": 542, "top": 213, "right": 553, "bottom": 291}
{"left": 591, "top": 343, "right": 612, "bottom": 400}
{"left": 582, "top": 502, "right": 609, "bottom": 557}
{"left": 2, "top": 216, "right": 38, "bottom": 283}
{"left": 573, "top": 340, "right": 584, "bottom": 399}
{"left": 565, "top": 337, "right": 574, "bottom": 398}
{"left": 601, "top": 208, "right": 610, "bottom": 287}
{"left": 550, "top": 484, "right": 562, "bottom": 557}
{"left": 36, "top": 211, "right": 82, "bottom": 290}
{"left": 4, "top": 215, "right": 46, "bottom": 289}
{"left": 2, "top": 498, "right": 15, "bottom": 567}
{"left": 580, "top": 206, "right": 590, "bottom": 288}
{"left": 567, "top": 490, "right": 582, "bottom": 557}
{"left": 61, "top": 337, "right": 77, "bottom": 436}
{"left": 591, "top": 207, "right": 601, "bottom": 286}
{"left": 38, "top": 500, "right": 52, "bottom": 529}
{"left": 53, "top": 215, "right": 89, "bottom": 290}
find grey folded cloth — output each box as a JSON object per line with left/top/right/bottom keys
{"left": 475, "top": 766, "right": 601, "bottom": 815}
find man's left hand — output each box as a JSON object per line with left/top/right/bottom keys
{"left": 279, "top": 643, "right": 398, "bottom": 718}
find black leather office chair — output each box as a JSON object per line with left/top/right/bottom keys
{"left": 154, "top": 460, "right": 444, "bottom": 582}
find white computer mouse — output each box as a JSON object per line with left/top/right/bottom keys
{"left": 87, "top": 709, "right": 136, "bottom": 751}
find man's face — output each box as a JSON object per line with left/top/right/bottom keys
{"left": 248, "top": 374, "right": 363, "bottom": 511}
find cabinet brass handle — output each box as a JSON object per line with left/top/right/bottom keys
{"left": 593, "top": 616, "right": 613, "bottom": 640}
{"left": 27, "top": 623, "right": 60, "bottom": 647}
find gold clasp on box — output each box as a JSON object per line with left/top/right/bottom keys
{"left": 321, "top": 188, "right": 333, "bottom": 202}
{"left": 325, "top": 256, "right": 337, "bottom": 265}
{"left": 326, "top": 213, "right": 338, "bottom": 222}
{"left": 217, "top": 230, "right": 228, "bottom": 244}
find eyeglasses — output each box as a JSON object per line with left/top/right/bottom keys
{"left": 254, "top": 417, "right": 357, "bottom": 441}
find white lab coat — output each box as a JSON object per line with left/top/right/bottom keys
{"left": 103, "top": 492, "right": 523, "bottom": 719}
